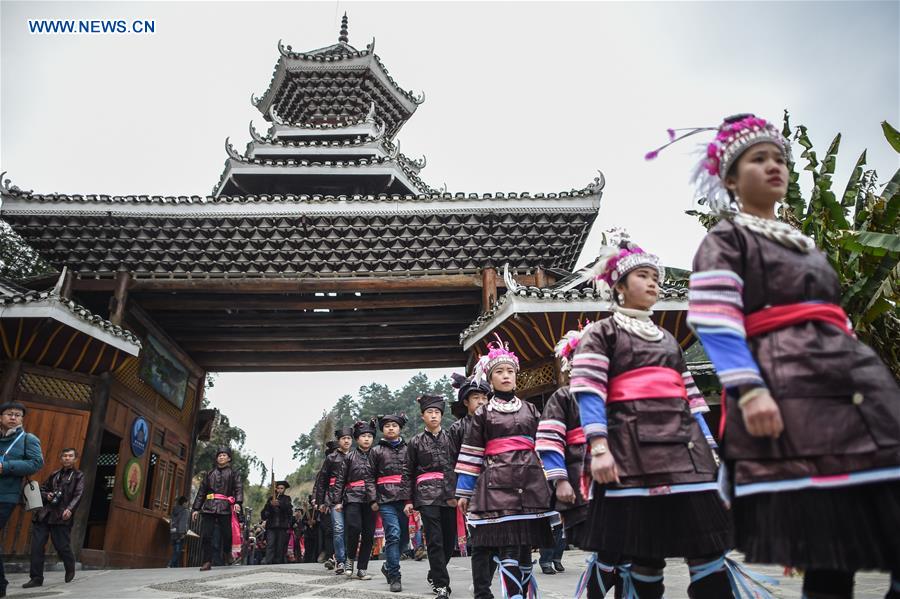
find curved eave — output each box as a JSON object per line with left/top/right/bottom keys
{"left": 460, "top": 292, "right": 688, "bottom": 351}
{"left": 255, "top": 53, "right": 418, "bottom": 127}
{"left": 1, "top": 189, "right": 602, "bottom": 218}
{"left": 0, "top": 299, "right": 141, "bottom": 356}
{"left": 247, "top": 139, "right": 388, "bottom": 159}
{"left": 214, "top": 158, "right": 429, "bottom": 196}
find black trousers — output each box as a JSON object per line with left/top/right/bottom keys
{"left": 345, "top": 503, "right": 375, "bottom": 571}
{"left": 320, "top": 512, "right": 334, "bottom": 559}
{"left": 471, "top": 545, "right": 499, "bottom": 599}
{"left": 419, "top": 504, "right": 457, "bottom": 588}
{"left": 265, "top": 528, "right": 289, "bottom": 564}
{"left": 29, "top": 520, "right": 75, "bottom": 581}
{"left": 201, "top": 513, "right": 233, "bottom": 565}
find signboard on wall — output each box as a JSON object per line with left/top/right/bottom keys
{"left": 138, "top": 335, "right": 188, "bottom": 408}
{"left": 123, "top": 458, "right": 143, "bottom": 501}
{"left": 130, "top": 416, "right": 149, "bottom": 457}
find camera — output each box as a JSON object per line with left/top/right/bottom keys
{"left": 48, "top": 490, "right": 63, "bottom": 506}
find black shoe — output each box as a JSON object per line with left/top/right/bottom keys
{"left": 390, "top": 578, "right": 403, "bottom": 592}
{"left": 381, "top": 563, "right": 390, "bottom": 583}
{"left": 65, "top": 568, "right": 76, "bottom": 583}
{"left": 427, "top": 572, "right": 437, "bottom": 594}
{"left": 435, "top": 586, "right": 450, "bottom": 599}
{"left": 553, "top": 561, "right": 565, "bottom": 573}
{"left": 22, "top": 578, "right": 43, "bottom": 589}
{"left": 540, "top": 563, "right": 556, "bottom": 575}
{"left": 0, "top": 585, "right": 6, "bottom": 598}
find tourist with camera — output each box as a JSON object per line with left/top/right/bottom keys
{"left": 23, "top": 447, "right": 83, "bottom": 588}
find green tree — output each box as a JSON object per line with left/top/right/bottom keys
{"left": 288, "top": 373, "right": 456, "bottom": 487}
{"left": 0, "top": 220, "right": 54, "bottom": 280}
{"left": 688, "top": 112, "right": 900, "bottom": 378}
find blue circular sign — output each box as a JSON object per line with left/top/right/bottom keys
{"left": 130, "top": 417, "right": 149, "bottom": 457}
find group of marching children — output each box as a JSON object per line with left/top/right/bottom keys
{"left": 309, "top": 112, "right": 899, "bottom": 599}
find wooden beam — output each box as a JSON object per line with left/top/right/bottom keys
{"left": 72, "top": 372, "right": 111, "bottom": 558}
{"left": 0, "top": 359, "right": 22, "bottom": 403}
{"left": 152, "top": 309, "right": 477, "bottom": 329}
{"left": 194, "top": 349, "right": 465, "bottom": 369}
{"left": 73, "top": 274, "right": 483, "bottom": 294}
{"left": 108, "top": 272, "right": 130, "bottom": 326}
{"left": 169, "top": 325, "right": 465, "bottom": 343}
{"left": 180, "top": 338, "right": 460, "bottom": 353}
{"left": 482, "top": 267, "right": 497, "bottom": 311}
{"left": 535, "top": 267, "right": 547, "bottom": 289}
{"left": 135, "top": 292, "right": 477, "bottom": 312}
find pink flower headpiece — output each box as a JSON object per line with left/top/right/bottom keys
{"left": 554, "top": 321, "right": 592, "bottom": 373}
{"left": 589, "top": 241, "right": 664, "bottom": 291}
{"left": 483, "top": 333, "right": 520, "bottom": 376}
{"left": 645, "top": 113, "right": 791, "bottom": 213}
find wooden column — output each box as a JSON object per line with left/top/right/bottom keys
{"left": 0, "top": 359, "right": 22, "bottom": 404}
{"left": 184, "top": 371, "right": 207, "bottom": 498}
{"left": 535, "top": 267, "right": 548, "bottom": 289}
{"left": 72, "top": 372, "right": 111, "bottom": 558}
{"left": 481, "top": 267, "right": 497, "bottom": 312}
{"left": 109, "top": 272, "right": 131, "bottom": 327}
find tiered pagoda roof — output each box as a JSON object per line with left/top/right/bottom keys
{"left": 217, "top": 15, "right": 428, "bottom": 197}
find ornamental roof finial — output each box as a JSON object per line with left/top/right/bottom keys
{"left": 339, "top": 12, "right": 349, "bottom": 44}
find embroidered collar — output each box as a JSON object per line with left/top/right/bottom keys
{"left": 612, "top": 306, "right": 664, "bottom": 342}
{"left": 733, "top": 212, "right": 815, "bottom": 253}
{"left": 488, "top": 396, "right": 522, "bottom": 413}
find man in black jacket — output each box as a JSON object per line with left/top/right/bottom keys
{"left": 371, "top": 414, "right": 410, "bottom": 592}
{"left": 23, "top": 448, "right": 84, "bottom": 588}
{"left": 262, "top": 480, "right": 293, "bottom": 564}
{"left": 319, "top": 427, "right": 353, "bottom": 574}
{"left": 403, "top": 396, "right": 457, "bottom": 599}
{"left": 192, "top": 446, "right": 243, "bottom": 571}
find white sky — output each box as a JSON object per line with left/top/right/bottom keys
{"left": 2, "top": 1, "right": 898, "bottom": 478}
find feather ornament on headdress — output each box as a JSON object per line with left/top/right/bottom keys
{"left": 646, "top": 113, "right": 792, "bottom": 214}
{"left": 483, "top": 333, "right": 520, "bottom": 375}
{"left": 554, "top": 321, "right": 592, "bottom": 373}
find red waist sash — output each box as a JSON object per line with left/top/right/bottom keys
{"left": 207, "top": 493, "right": 235, "bottom": 504}
{"left": 484, "top": 436, "right": 535, "bottom": 456}
{"left": 416, "top": 471, "right": 444, "bottom": 484}
{"left": 745, "top": 303, "right": 853, "bottom": 338}
{"left": 607, "top": 367, "right": 687, "bottom": 403}
{"left": 565, "top": 427, "right": 586, "bottom": 445}
{"left": 346, "top": 480, "right": 366, "bottom": 488}
{"left": 329, "top": 477, "right": 337, "bottom": 487}
{"left": 377, "top": 475, "right": 402, "bottom": 485}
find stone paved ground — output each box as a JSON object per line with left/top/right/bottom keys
{"left": 1, "top": 551, "right": 892, "bottom": 598}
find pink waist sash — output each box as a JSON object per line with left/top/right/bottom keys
{"left": 329, "top": 477, "right": 337, "bottom": 487}
{"left": 346, "top": 480, "right": 366, "bottom": 488}
{"left": 607, "top": 367, "right": 687, "bottom": 403}
{"left": 416, "top": 472, "right": 444, "bottom": 484}
{"left": 377, "top": 475, "right": 402, "bottom": 485}
{"left": 484, "top": 436, "right": 536, "bottom": 456}
{"left": 566, "top": 427, "right": 586, "bottom": 445}
{"left": 208, "top": 493, "right": 235, "bottom": 504}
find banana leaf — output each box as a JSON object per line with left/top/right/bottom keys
{"left": 882, "top": 121, "right": 900, "bottom": 154}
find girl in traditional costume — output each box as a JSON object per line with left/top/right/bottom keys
{"left": 536, "top": 328, "right": 592, "bottom": 573}
{"left": 571, "top": 242, "right": 736, "bottom": 599}
{"left": 455, "top": 338, "right": 555, "bottom": 599}
{"left": 655, "top": 113, "right": 900, "bottom": 599}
